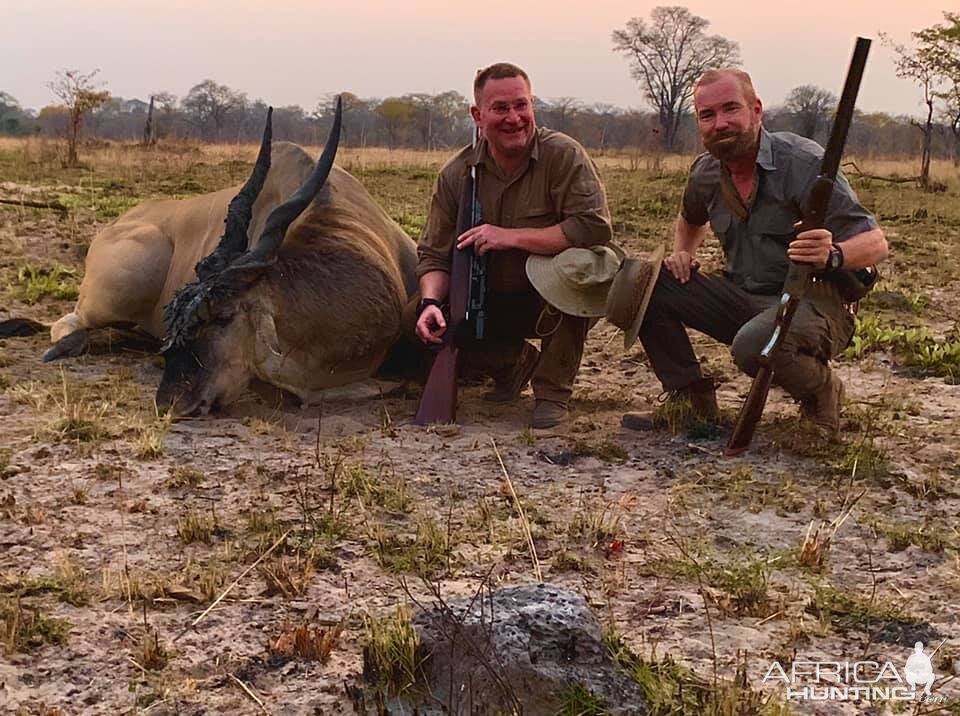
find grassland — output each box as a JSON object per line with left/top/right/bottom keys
{"left": 0, "top": 136, "right": 959, "bottom": 714}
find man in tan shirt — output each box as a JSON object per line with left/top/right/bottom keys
{"left": 414, "top": 62, "right": 612, "bottom": 428}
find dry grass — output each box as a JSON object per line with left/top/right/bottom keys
{"left": 0, "top": 137, "right": 958, "bottom": 711}
{"left": 267, "top": 619, "right": 343, "bottom": 662}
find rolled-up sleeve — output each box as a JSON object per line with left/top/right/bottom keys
{"left": 680, "top": 154, "right": 713, "bottom": 227}
{"left": 416, "top": 167, "right": 460, "bottom": 278}
{"left": 824, "top": 171, "right": 879, "bottom": 243}
{"left": 550, "top": 147, "right": 612, "bottom": 248}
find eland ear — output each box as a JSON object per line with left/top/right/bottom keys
{"left": 195, "top": 108, "right": 274, "bottom": 281}
{"left": 236, "top": 96, "right": 343, "bottom": 268}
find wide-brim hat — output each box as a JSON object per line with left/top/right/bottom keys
{"left": 605, "top": 244, "right": 665, "bottom": 349}
{"left": 525, "top": 245, "right": 623, "bottom": 318}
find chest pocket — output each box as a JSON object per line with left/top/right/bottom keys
{"left": 749, "top": 212, "right": 797, "bottom": 292}
{"left": 708, "top": 210, "right": 733, "bottom": 251}
{"left": 753, "top": 211, "right": 797, "bottom": 248}
{"left": 513, "top": 202, "right": 556, "bottom": 229}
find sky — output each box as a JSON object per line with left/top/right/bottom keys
{"left": 1, "top": 0, "right": 952, "bottom": 118}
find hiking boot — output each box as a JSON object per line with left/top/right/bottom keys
{"left": 483, "top": 343, "right": 540, "bottom": 403}
{"left": 530, "top": 399, "right": 568, "bottom": 429}
{"left": 800, "top": 372, "right": 845, "bottom": 440}
{"left": 622, "top": 377, "right": 720, "bottom": 432}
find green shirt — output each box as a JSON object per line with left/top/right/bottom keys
{"left": 417, "top": 127, "right": 612, "bottom": 292}
{"left": 681, "top": 128, "right": 878, "bottom": 294}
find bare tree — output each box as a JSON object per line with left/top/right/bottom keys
{"left": 612, "top": 6, "right": 740, "bottom": 150}
{"left": 142, "top": 95, "right": 156, "bottom": 146}
{"left": 881, "top": 31, "right": 942, "bottom": 188}
{"left": 784, "top": 85, "right": 837, "bottom": 140}
{"left": 46, "top": 69, "right": 110, "bottom": 167}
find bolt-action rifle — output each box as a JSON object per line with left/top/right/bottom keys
{"left": 724, "top": 37, "right": 872, "bottom": 457}
{"left": 414, "top": 133, "right": 485, "bottom": 424}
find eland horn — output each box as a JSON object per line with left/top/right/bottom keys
{"left": 195, "top": 107, "right": 273, "bottom": 280}
{"left": 241, "top": 96, "right": 343, "bottom": 265}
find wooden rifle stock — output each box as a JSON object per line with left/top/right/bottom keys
{"left": 413, "top": 175, "right": 478, "bottom": 425}
{"left": 724, "top": 37, "right": 871, "bottom": 456}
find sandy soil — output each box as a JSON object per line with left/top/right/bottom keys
{"left": 1, "top": 206, "right": 959, "bottom": 716}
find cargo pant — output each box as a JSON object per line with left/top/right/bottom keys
{"left": 639, "top": 267, "right": 855, "bottom": 400}
{"left": 403, "top": 287, "right": 590, "bottom": 405}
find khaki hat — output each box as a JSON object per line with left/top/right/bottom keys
{"left": 525, "top": 245, "right": 622, "bottom": 318}
{"left": 604, "top": 244, "right": 665, "bottom": 349}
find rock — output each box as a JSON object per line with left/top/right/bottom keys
{"left": 394, "top": 583, "right": 647, "bottom": 715}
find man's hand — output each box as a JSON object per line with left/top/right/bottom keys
{"left": 788, "top": 227, "right": 833, "bottom": 268}
{"left": 664, "top": 250, "right": 700, "bottom": 284}
{"left": 415, "top": 305, "right": 447, "bottom": 345}
{"left": 456, "top": 224, "right": 512, "bottom": 256}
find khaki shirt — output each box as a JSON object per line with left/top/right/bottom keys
{"left": 681, "top": 128, "right": 878, "bottom": 294}
{"left": 417, "top": 127, "right": 612, "bottom": 292}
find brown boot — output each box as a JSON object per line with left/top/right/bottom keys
{"left": 800, "top": 372, "right": 845, "bottom": 439}
{"left": 483, "top": 343, "right": 540, "bottom": 403}
{"left": 530, "top": 399, "right": 568, "bottom": 429}
{"left": 622, "top": 377, "right": 719, "bottom": 432}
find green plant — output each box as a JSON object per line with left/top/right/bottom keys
{"left": 374, "top": 515, "right": 453, "bottom": 579}
{"left": 175, "top": 508, "right": 218, "bottom": 544}
{"left": 1, "top": 596, "right": 71, "bottom": 654}
{"left": 165, "top": 465, "right": 206, "bottom": 489}
{"left": 605, "top": 629, "right": 788, "bottom": 715}
{"left": 558, "top": 682, "right": 609, "bottom": 715}
{"left": 10, "top": 263, "right": 79, "bottom": 304}
{"left": 363, "top": 604, "right": 424, "bottom": 699}
{"left": 844, "top": 315, "right": 960, "bottom": 379}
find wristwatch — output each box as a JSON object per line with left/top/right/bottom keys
{"left": 826, "top": 244, "right": 844, "bottom": 272}
{"left": 417, "top": 297, "right": 444, "bottom": 317}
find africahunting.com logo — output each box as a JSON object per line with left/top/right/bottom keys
{"left": 762, "top": 640, "right": 945, "bottom": 703}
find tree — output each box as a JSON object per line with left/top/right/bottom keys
{"left": 316, "top": 91, "right": 375, "bottom": 147}
{"left": 143, "top": 95, "right": 156, "bottom": 146}
{"left": 612, "top": 6, "right": 740, "bottom": 150}
{"left": 882, "top": 33, "right": 937, "bottom": 187}
{"left": 784, "top": 85, "right": 837, "bottom": 139}
{"left": 46, "top": 69, "right": 110, "bottom": 167}
{"left": 0, "top": 91, "right": 32, "bottom": 135}
{"left": 429, "top": 90, "right": 470, "bottom": 148}
{"left": 881, "top": 14, "right": 960, "bottom": 183}
{"left": 542, "top": 97, "right": 582, "bottom": 134}
{"left": 375, "top": 97, "right": 416, "bottom": 148}
{"left": 182, "top": 80, "right": 247, "bottom": 140}
{"left": 924, "top": 12, "right": 960, "bottom": 164}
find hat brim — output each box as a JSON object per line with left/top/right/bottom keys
{"left": 623, "top": 244, "right": 665, "bottom": 349}
{"left": 525, "top": 253, "right": 611, "bottom": 318}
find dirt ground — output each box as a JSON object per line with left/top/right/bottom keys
{"left": 1, "top": 144, "right": 959, "bottom": 715}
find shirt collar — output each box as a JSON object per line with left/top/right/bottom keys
{"left": 470, "top": 128, "right": 541, "bottom": 170}
{"left": 756, "top": 127, "right": 775, "bottom": 171}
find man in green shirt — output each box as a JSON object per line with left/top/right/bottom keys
{"left": 622, "top": 68, "right": 888, "bottom": 438}
{"left": 414, "top": 62, "right": 613, "bottom": 428}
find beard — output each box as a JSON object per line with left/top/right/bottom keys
{"left": 704, "top": 123, "right": 760, "bottom": 162}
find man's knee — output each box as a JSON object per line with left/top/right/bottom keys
{"left": 730, "top": 321, "right": 768, "bottom": 376}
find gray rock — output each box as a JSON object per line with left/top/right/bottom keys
{"left": 394, "top": 583, "right": 647, "bottom": 715}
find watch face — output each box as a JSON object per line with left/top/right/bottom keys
{"left": 829, "top": 250, "right": 841, "bottom": 270}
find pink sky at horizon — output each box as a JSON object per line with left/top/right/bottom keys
{"left": 2, "top": 0, "right": 953, "bottom": 118}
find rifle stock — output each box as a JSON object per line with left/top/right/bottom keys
{"left": 414, "top": 172, "right": 478, "bottom": 425}
{"left": 723, "top": 37, "right": 871, "bottom": 456}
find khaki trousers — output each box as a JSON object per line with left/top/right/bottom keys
{"left": 403, "top": 289, "right": 590, "bottom": 405}
{"left": 639, "top": 267, "right": 855, "bottom": 400}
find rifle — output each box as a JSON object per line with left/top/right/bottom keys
{"left": 414, "top": 135, "right": 484, "bottom": 425}
{"left": 724, "top": 37, "right": 871, "bottom": 457}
